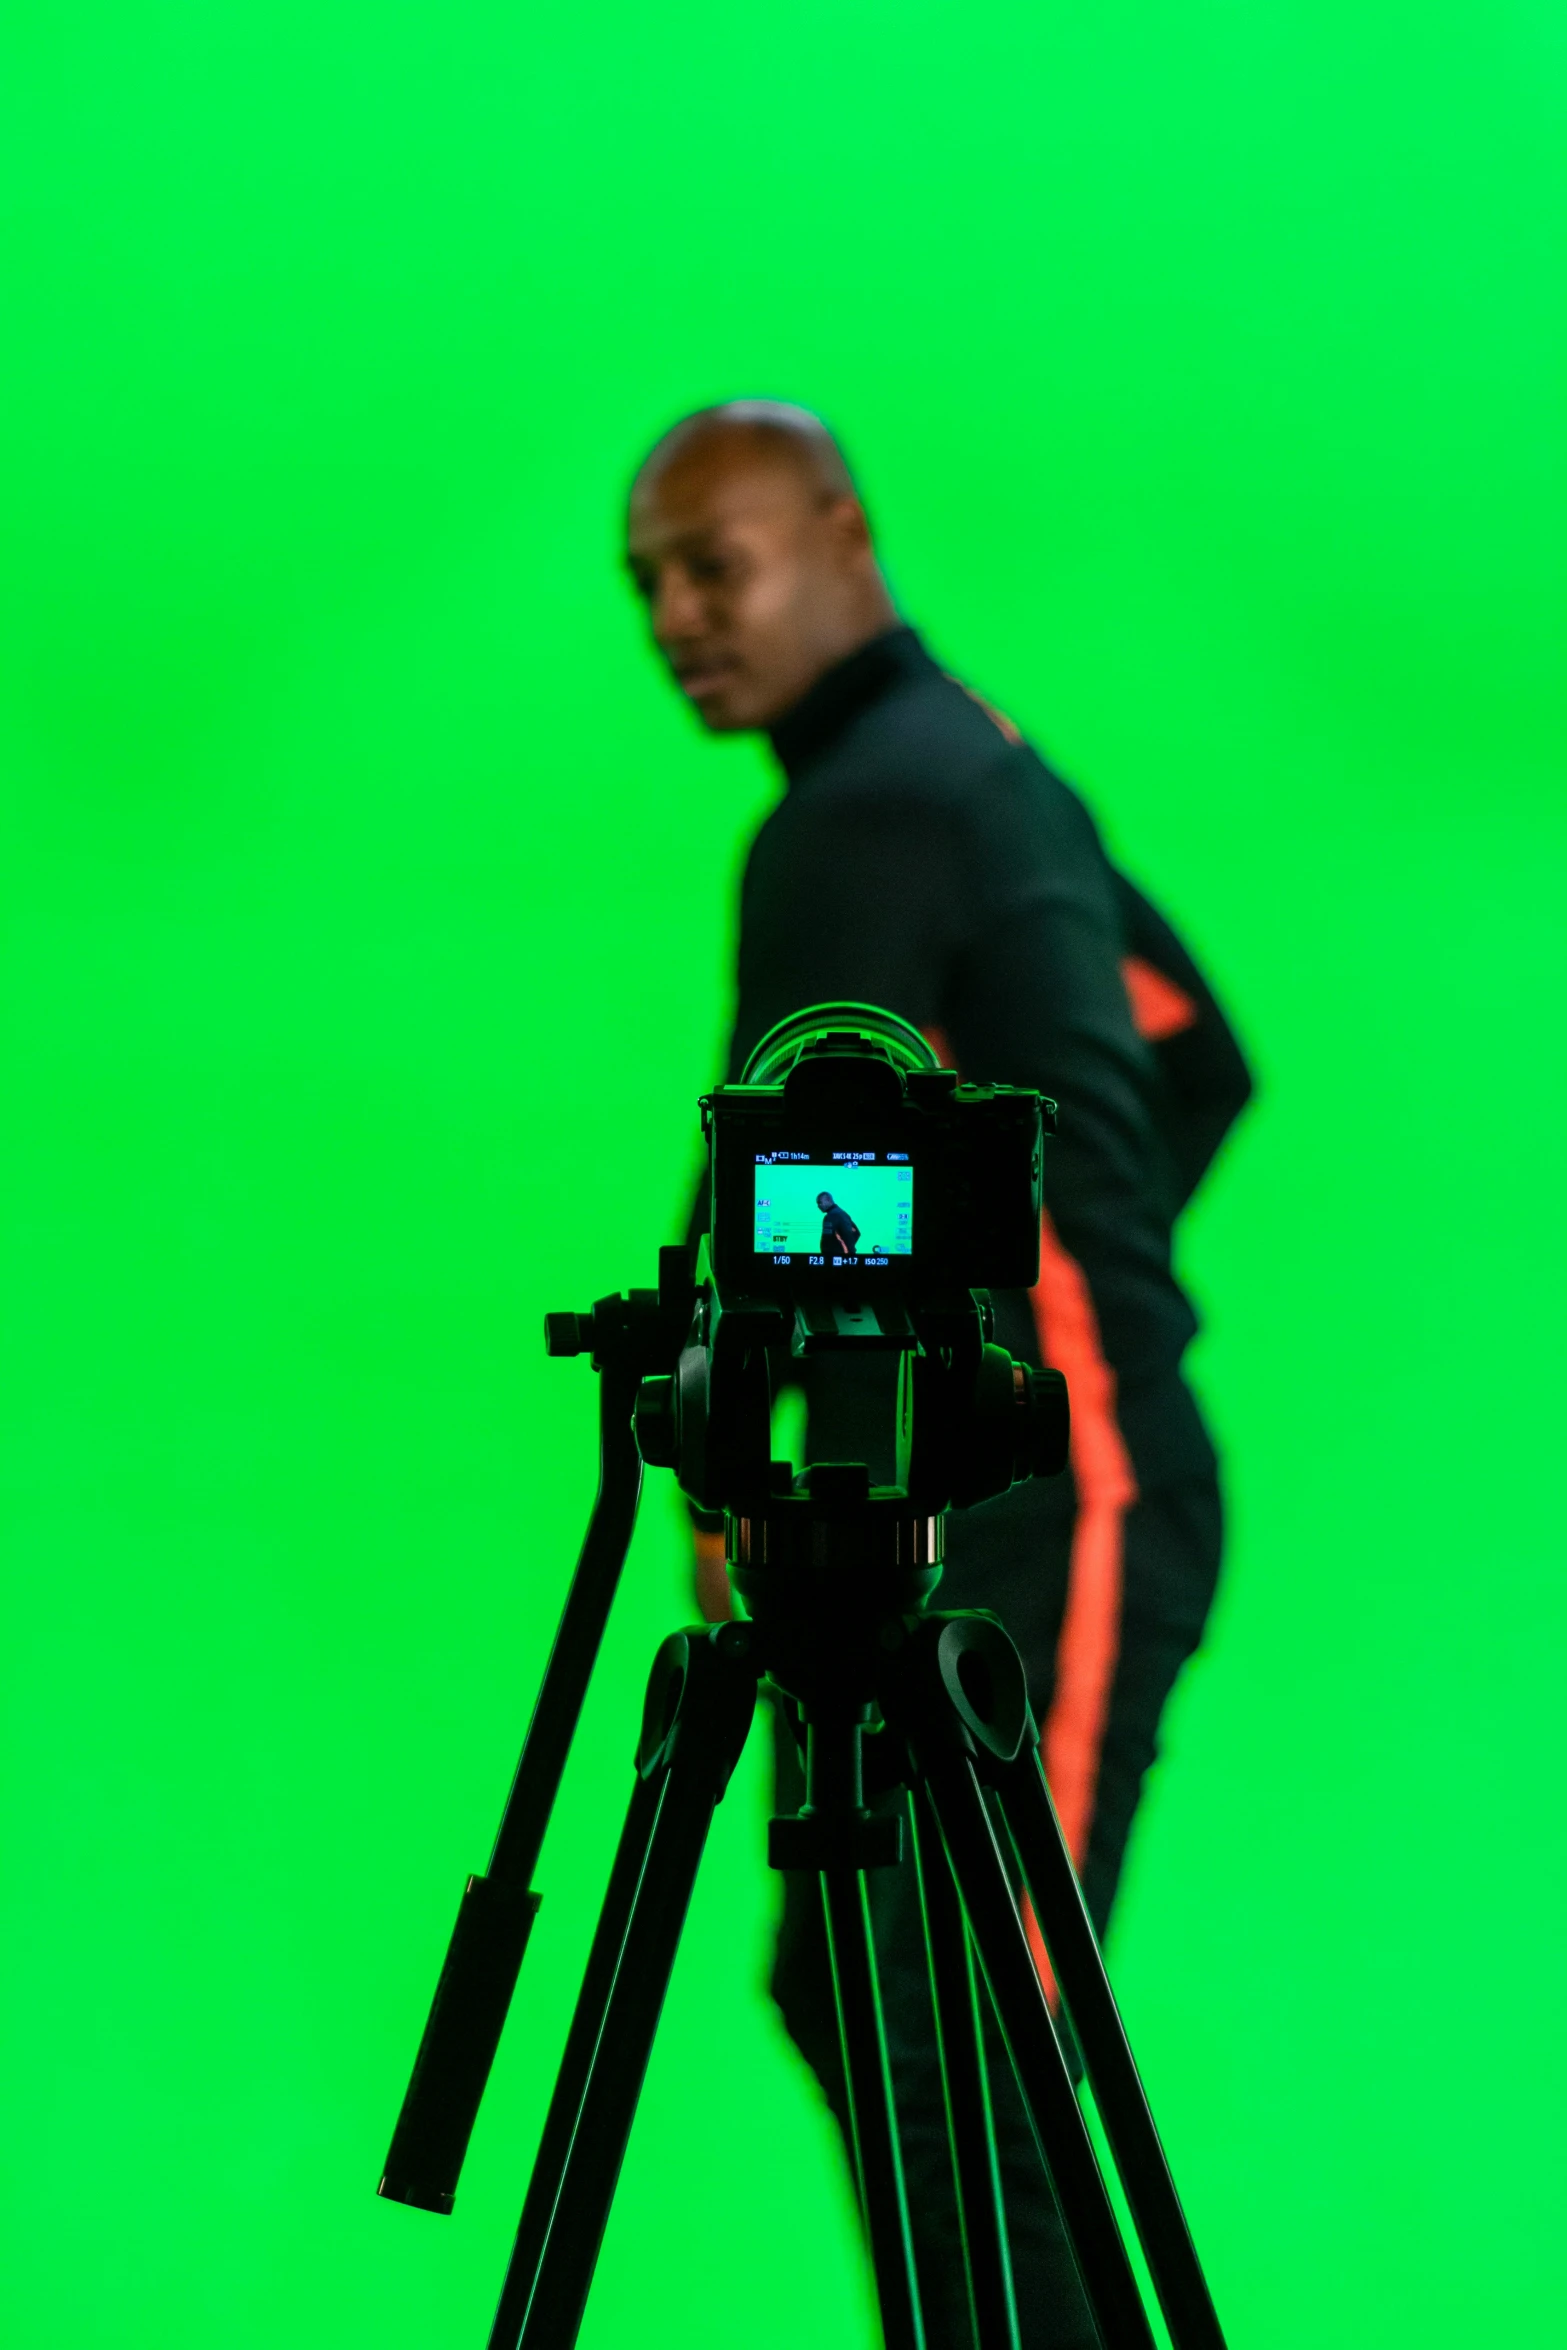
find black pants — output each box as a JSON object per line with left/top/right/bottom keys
{"left": 769, "top": 1347, "right": 1222, "bottom": 2347}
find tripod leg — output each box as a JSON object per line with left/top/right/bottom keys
{"left": 486, "top": 1766, "right": 664, "bottom": 2348}
{"left": 996, "top": 1750, "right": 1227, "bottom": 2350}
{"left": 820, "top": 1865, "right": 926, "bottom": 2350}
{"left": 909, "top": 1783, "right": 1019, "bottom": 2350}
{"left": 492, "top": 1628, "right": 757, "bottom": 2350}
{"left": 920, "top": 1750, "right": 1156, "bottom": 2350}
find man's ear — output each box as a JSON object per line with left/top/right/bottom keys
{"left": 824, "top": 494, "right": 875, "bottom": 564}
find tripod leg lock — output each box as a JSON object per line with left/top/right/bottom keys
{"left": 884, "top": 1612, "right": 1033, "bottom": 1769}
{"left": 637, "top": 1625, "right": 759, "bottom": 1795}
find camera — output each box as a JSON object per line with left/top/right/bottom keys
{"left": 634, "top": 1004, "right": 1068, "bottom": 1528}
{"left": 707, "top": 1002, "right": 1046, "bottom": 1300}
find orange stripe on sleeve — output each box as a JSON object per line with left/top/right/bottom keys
{"left": 1122, "top": 954, "right": 1197, "bottom": 1042}
{"left": 958, "top": 686, "right": 1022, "bottom": 746}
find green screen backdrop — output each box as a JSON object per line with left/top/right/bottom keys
{"left": 2, "top": 5, "right": 1563, "bottom": 2345}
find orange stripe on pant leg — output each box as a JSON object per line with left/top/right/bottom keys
{"left": 913, "top": 1031, "right": 1132, "bottom": 1988}
{"left": 1023, "top": 1210, "right": 1138, "bottom": 1993}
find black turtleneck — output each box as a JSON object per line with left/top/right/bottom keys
{"left": 715, "top": 627, "right": 1251, "bottom": 1487}
{"left": 767, "top": 626, "right": 936, "bottom": 781}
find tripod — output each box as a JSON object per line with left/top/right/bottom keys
{"left": 378, "top": 1271, "right": 1227, "bottom": 2350}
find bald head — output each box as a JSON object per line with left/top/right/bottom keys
{"left": 627, "top": 401, "right": 897, "bottom": 733}
{"left": 637, "top": 400, "right": 858, "bottom": 506}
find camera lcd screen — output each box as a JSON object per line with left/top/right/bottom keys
{"left": 752, "top": 1152, "right": 914, "bottom": 1266}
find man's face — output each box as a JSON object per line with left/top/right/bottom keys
{"left": 626, "top": 443, "right": 872, "bottom": 732}
{"left": 816, "top": 1193, "right": 832, "bottom": 1210}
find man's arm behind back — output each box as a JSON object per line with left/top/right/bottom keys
{"left": 1112, "top": 870, "right": 1255, "bottom": 1210}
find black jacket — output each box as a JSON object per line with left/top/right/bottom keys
{"left": 820, "top": 1204, "right": 861, "bottom": 1256}
{"left": 713, "top": 626, "right": 1252, "bottom": 1486}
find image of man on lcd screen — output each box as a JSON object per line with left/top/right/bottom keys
{"left": 627, "top": 399, "right": 1252, "bottom": 2350}
{"left": 816, "top": 1190, "right": 861, "bottom": 1256}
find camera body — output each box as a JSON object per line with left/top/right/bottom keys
{"left": 630, "top": 1012, "right": 1067, "bottom": 1529}
{"left": 705, "top": 1031, "right": 1047, "bottom": 1305}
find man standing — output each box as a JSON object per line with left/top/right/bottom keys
{"left": 626, "top": 402, "right": 1251, "bottom": 2346}
{"left": 817, "top": 1189, "right": 861, "bottom": 1257}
